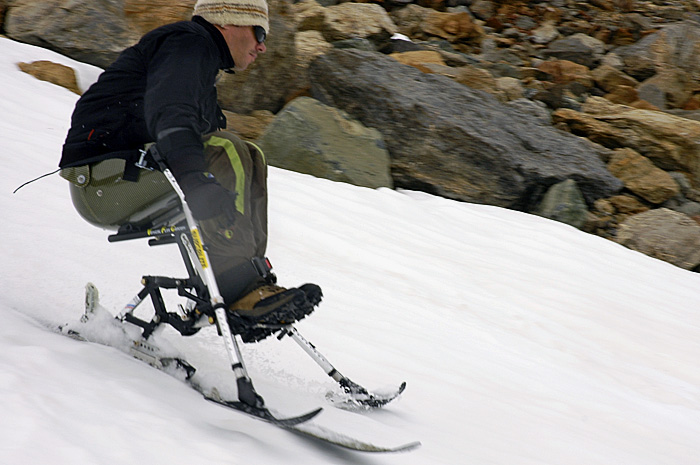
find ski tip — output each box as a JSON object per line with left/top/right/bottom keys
{"left": 204, "top": 395, "right": 323, "bottom": 427}
{"left": 395, "top": 440, "right": 422, "bottom": 453}
{"left": 366, "top": 440, "right": 421, "bottom": 453}
{"left": 265, "top": 405, "right": 323, "bottom": 426}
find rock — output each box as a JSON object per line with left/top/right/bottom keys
{"left": 294, "top": 0, "right": 326, "bottom": 31}
{"left": 629, "top": 99, "right": 661, "bottom": 111}
{"left": 4, "top": 0, "right": 139, "bottom": 68}
{"left": 4, "top": 0, "right": 195, "bottom": 69}
{"left": 591, "top": 0, "right": 614, "bottom": 11}
{"left": 438, "top": 64, "right": 519, "bottom": 102}
{"left": 615, "top": 20, "right": 700, "bottom": 82}
{"left": 495, "top": 76, "right": 524, "bottom": 101}
{"left": 222, "top": 110, "right": 275, "bottom": 141}
{"left": 593, "top": 197, "right": 616, "bottom": 216}
{"left": 534, "top": 179, "right": 589, "bottom": 229}
{"left": 606, "top": 148, "right": 680, "bottom": 204}
{"left": 637, "top": 69, "right": 694, "bottom": 110}
{"left": 390, "top": 4, "right": 430, "bottom": 38}
{"left": 591, "top": 64, "right": 639, "bottom": 93}
{"left": 665, "top": 109, "right": 700, "bottom": 123}
{"left": 669, "top": 171, "right": 693, "bottom": 197}
{"left": 332, "top": 38, "right": 376, "bottom": 51}
{"left": 256, "top": 97, "right": 393, "bottom": 189}
{"left": 0, "top": 0, "right": 7, "bottom": 28}
{"left": 532, "top": 83, "right": 584, "bottom": 111}
{"left": 615, "top": 208, "right": 700, "bottom": 270}
{"left": 325, "top": 3, "right": 397, "bottom": 43}
{"left": 504, "top": 98, "right": 551, "bottom": 125}
{"left": 296, "top": 30, "right": 333, "bottom": 71}
{"left": 391, "top": 4, "right": 484, "bottom": 45}
{"left": 599, "top": 53, "right": 625, "bottom": 70}
{"left": 608, "top": 194, "right": 649, "bottom": 215}
{"left": 469, "top": 0, "right": 495, "bottom": 21}
{"left": 123, "top": 0, "right": 195, "bottom": 36}
{"left": 422, "top": 10, "right": 484, "bottom": 43}
{"left": 542, "top": 33, "right": 607, "bottom": 68}
{"left": 18, "top": 60, "right": 81, "bottom": 94}
{"left": 674, "top": 201, "right": 700, "bottom": 217}
{"left": 309, "top": 49, "right": 622, "bottom": 210}
{"left": 553, "top": 97, "right": 700, "bottom": 187}
{"left": 454, "top": 65, "right": 499, "bottom": 93}
{"left": 635, "top": 82, "right": 667, "bottom": 109}
{"left": 604, "top": 85, "right": 638, "bottom": 105}
{"left": 530, "top": 21, "right": 560, "bottom": 45}
{"left": 389, "top": 50, "right": 446, "bottom": 73}
{"left": 537, "top": 59, "right": 594, "bottom": 89}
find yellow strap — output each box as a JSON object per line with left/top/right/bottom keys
{"left": 246, "top": 140, "right": 266, "bottom": 165}
{"left": 203, "top": 136, "right": 245, "bottom": 214}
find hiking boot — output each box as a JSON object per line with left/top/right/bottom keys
{"left": 299, "top": 283, "right": 323, "bottom": 307}
{"left": 228, "top": 283, "right": 323, "bottom": 343}
{"left": 230, "top": 284, "right": 305, "bottom": 321}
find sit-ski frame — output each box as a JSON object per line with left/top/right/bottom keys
{"left": 108, "top": 156, "right": 399, "bottom": 409}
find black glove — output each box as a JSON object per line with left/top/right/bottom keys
{"left": 178, "top": 172, "right": 238, "bottom": 222}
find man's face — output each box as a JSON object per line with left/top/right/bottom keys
{"left": 217, "top": 25, "right": 267, "bottom": 71}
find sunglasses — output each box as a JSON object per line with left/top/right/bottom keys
{"left": 253, "top": 25, "right": 266, "bottom": 44}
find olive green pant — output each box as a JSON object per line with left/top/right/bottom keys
{"left": 62, "top": 131, "right": 269, "bottom": 304}
{"left": 198, "top": 131, "right": 269, "bottom": 302}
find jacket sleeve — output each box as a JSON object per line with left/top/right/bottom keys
{"left": 143, "top": 33, "right": 219, "bottom": 180}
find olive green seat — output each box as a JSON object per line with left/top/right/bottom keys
{"left": 61, "top": 158, "right": 180, "bottom": 231}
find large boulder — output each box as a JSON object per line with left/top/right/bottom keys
{"left": 314, "top": 2, "right": 397, "bottom": 43}
{"left": 5, "top": 0, "right": 137, "bottom": 68}
{"left": 552, "top": 97, "right": 700, "bottom": 188}
{"left": 308, "top": 49, "right": 622, "bottom": 211}
{"left": 123, "top": 0, "right": 195, "bottom": 36}
{"left": 636, "top": 68, "right": 695, "bottom": 110}
{"left": 615, "top": 208, "right": 700, "bottom": 271}
{"left": 0, "top": 0, "right": 8, "bottom": 30}
{"left": 606, "top": 148, "right": 680, "bottom": 204}
{"left": 614, "top": 20, "right": 700, "bottom": 83}
{"left": 541, "top": 33, "right": 607, "bottom": 68}
{"left": 4, "top": 0, "right": 195, "bottom": 68}
{"left": 534, "top": 179, "right": 589, "bottom": 229}
{"left": 256, "top": 97, "right": 393, "bottom": 189}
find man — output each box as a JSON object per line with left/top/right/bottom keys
{"left": 59, "top": 0, "right": 322, "bottom": 337}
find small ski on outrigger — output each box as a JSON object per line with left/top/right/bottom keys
{"left": 59, "top": 283, "right": 419, "bottom": 453}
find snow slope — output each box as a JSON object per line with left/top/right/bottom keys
{"left": 2, "top": 36, "right": 700, "bottom": 465}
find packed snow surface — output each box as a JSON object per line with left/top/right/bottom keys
{"left": 1, "top": 37, "right": 699, "bottom": 465}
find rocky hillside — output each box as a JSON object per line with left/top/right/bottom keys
{"left": 3, "top": 0, "right": 700, "bottom": 270}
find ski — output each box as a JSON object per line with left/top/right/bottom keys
{"left": 327, "top": 381, "right": 406, "bottom": 410}
{"left": 57, "top": 283, "right": 420, "bottom": 452}
{"left": 286, "top": 422, "right": 422, "bottom": 453}
{"left": 59, "top": 323, "right": 322, "bottom": 428}
{"left": 59, "top": 322, "right": 418, "bottom": 451}
{"left": 280, "top": 325, "right": 407, "bottom": 410}
{"left": 204, "top": 391, "right": 322, "bottom": 427}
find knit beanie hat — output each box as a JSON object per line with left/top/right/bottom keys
{"left": 194, "top": 0, "right": 269, "bottom": 33}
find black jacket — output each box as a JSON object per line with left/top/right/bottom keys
{"left": 60, "top": 16, "right": 235, "bottom": 180}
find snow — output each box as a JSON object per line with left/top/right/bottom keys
{"left": 2, "top": 36, "right": 700, "bottom": 465}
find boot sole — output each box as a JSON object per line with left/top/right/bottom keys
{"left": 228, "top": 293, "right": 319, "bottom": 343}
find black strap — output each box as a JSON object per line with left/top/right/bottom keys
{"left": 122, "top": 159, "right": 141, "bottom": 182}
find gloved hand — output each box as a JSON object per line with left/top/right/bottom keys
{"left": 178, "top": 171, "right": 238, "bottom": 222}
